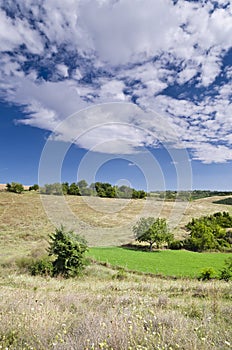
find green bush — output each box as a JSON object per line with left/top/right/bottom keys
{"left": 48, "top": 226, "right": 88, "bottom": 278}
{"left": 168, "top": 240, "right": 184, "bottom": 250}
{"left": 29, "top": 257, "right": 53, "bottom": 276}
{"left": 112, "top": 267, "right": 127, "bottom": 280}
{"left": 6, "top": 182, "right": 24, "bottom": 194}
{"left": 198, "top": 267, "right": 216, "bottom": 281}
{"left": 184, "top": 212, "right": 232, "bottom": 252}
{"left": 219, "top": 257, "right": 232, "bottom": 281}
{"left": 29, "top": 184, "right": 39, "bottom": 191}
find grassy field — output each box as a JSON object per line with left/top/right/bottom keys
{"left": 0, "top": 190, "right": 232, "bottom": 349}
{"left": 1, "top": 190, "right": 232, "bottom": 262}
{"left": 88, "top": 247, "right": 231, "bottom": 278}
{"left": 0, "top": 265, "right": 231, "bottom": 350}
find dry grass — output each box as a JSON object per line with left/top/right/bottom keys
{"left": 1, "top": 191, "right": 232, "bottom": 264}
{"left": 1, "top": 191, "right": 232, "bottom": 349}
{"left": 0, "top": 264, "right": 231, "bottom": 349}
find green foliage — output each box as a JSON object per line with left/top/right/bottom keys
{"left": 77, "top": 179, "right": 88, "bottom": 190}
{"left": 62, "top": 182, "right": 69, "bottom": 195}
{"left": 94, "top": 182, "right": 116, "bottom": 198}
{"left": 48, "top": 226, "right": 88, "bottom": 278}
{"left": 36, "top": 180, "right": 146, "bottom": 199}
{"left": 132, "top": 189, "right": 147, "bottom": 199}
{"left": 219, "top": 257, "right": 232, "bottom": 281}
{"left": 40, "top": 183, "right": 63, "bottom": 195}
{"left": 68, "top": 182, "right": 80, "bottom": 195}
{"left": 112, "top": 267, "right": 127, "bottom": 280}
{"left": 198, "top": 267, "right": 216, "bottom": 280}
{"left": 115, "top": 185, "right": 133, "bottom": 198}
{"left": 168, "top": 239, "right": 184, "bottom": 250}
{"left": 29, "top": 184, "right": 39, "bottom": 191}
{"left": 6, "top": 182, "right": 24, "bottom": 194}
{"left": 213, "top": 197, "right": 232, "bottom": 205}
{"left": 184, "top": 212, "right": 232, "bottom": 252}
{"left": 29, "top": 257, "right": 53, "bottom": 276}
{"left": 133, "top": 217, "right": 173, "bottom": 251}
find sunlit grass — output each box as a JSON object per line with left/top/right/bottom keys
{"left": 88, "top": 247, "right": 232, "bottom": 278}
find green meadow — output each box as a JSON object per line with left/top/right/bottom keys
{"left": 88, "top": 247, "right": 231, "bottom": 278}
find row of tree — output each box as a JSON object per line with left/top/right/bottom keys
{"left": 5, "top": 180, "right": 146, "bottom": 199}
{"left": 40, "top": 181, "right": 147, "bottom": 199}
{"left": 157, "top": 190, "right": 232, "bottom": 201}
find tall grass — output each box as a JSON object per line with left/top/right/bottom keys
{"left": 0, "top": 264, "right": 231, "bottom": 349}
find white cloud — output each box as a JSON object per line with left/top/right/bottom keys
{"left": 0, "top": 0, "right": 232, "bottom": 163}
{"left": 56, "top": 64, "right": 69, "bottom": 78}
{"left": 0, "top": 8, "right": 44, "bottom": 54}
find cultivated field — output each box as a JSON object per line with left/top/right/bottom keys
{"left": 88, "top": 248, "right": 232, "bottom": 278}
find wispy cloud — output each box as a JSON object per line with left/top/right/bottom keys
{"left": 0, "top": 0, "right": 232, "bottom": 162}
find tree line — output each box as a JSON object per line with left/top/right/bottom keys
{"left": 40, "top": 180, "right": 146, "bottom": 199}
{"left": 6, "top": 180, "right": 147, "bottom": 199}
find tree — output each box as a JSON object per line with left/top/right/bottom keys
{"left": 133, "top": 217, "right": 173, "bottom": 251}
{"left": 68, "top": 182, "right": 80, "bottom": 196}
{"left": 40, "top": 183, "right": 63, "bottom": 195}
{"left": 6, "top": 182, "right": 24, "bottom": 194}
{"left": 29, "top": 184, "right": 39, "bottom": 191}
{"left": 77, "top": 179, "right": 88, "bottom": 190}
{"left": 94, "top": 182, "right": 116, "bottom": 198}
{"left": 62, "top": 182, "right": 69, "bottom": 195}
{"left": 48, "top": 226, "right": 88, "bottom": 278}
{"left": 184, "top": 213, "right": 232, "bottom": 251}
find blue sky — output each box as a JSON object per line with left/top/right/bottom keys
{"left": 0, "top": 0, "right": 232, "bottom": 191}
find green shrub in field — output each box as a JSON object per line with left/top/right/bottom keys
{"left": 29, "top": 257, "right": 53, "bottom": 276}
{"left": 198, "top": 267, "right": 216, "bottom": 281}
{"left": 184, "top": 212, "right": 232, "bottom": 252}
{"left": 219, "top": 257, "right": 232, "bottom": 281}
{"left": 48, "top": 226, "right": 88, "bottom": 278}
{"left": 168, "top": 240, "right": 184, "bottom": 250}
{"left": 20, "top": 226, "right": 89, "bottom": 278}
{"left": 6, "top": 182, "right": 24, "bottom": 194}
{"left": 112, "top": 267, "right": 127, "bottom": 280}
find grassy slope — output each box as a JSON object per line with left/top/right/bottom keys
{"left": 88, "top": 247, "right": 231, "bottom": 277}
{"left": 1, "top": 190, "right": 232, "bottom": 263}
{"left": 0, "top": 191, "right": 232, "bottom": 349}
{"left": 0, "top": 265, "right": 231, "bottom": 350}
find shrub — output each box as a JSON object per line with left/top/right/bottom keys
{"left": 29, "top": 184, "right": 39, "bottom": 191}
{"left": 6, "top": 182, "right": 24, "bottom": 194}
{"left": 168, "top": 240, "right": 184, "bottom": 250}
{"left": 112, "top": 267, "right": 127, "bottom": 280}
{"left": 48, "top": 226, "right": 88, "bottom": 278}
{"left": 219, "top": 257, "right": 232, "bottom": 281}
{"left": 184, "top": 213, "right": 232, "bottom": 252}
{"left": 198, "top": 267, "right": 216, "bottom": 281}
{"left": 29, "top": 257, "right": 53, "bottom": 276}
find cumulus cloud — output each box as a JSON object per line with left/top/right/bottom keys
{"left": 0, "top": 0, "right": 232, "bottom": 163}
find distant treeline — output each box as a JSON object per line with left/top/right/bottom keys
{"left": 213, "top": 197, "right": 232, "bottom": 205}
{"left": 150, "top": 190, "right": 232, "bottom": 201}
{"left": 39, "top": 180, "right": 147, "bottom": 199}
